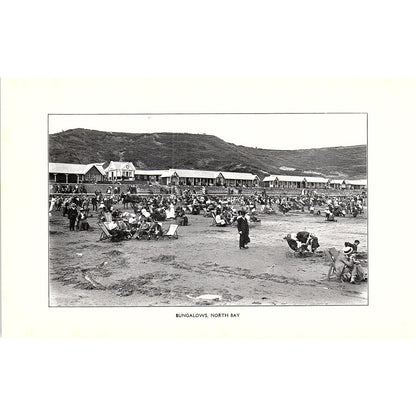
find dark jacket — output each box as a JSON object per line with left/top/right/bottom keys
{"left": 67, "top": 207, "right": 78, "bottom": 219}
{"left": 296, "top": 231, "right": 310, "bottom": 243}
{"left": 237, "top": 215, "right": 249, "bottom": 234}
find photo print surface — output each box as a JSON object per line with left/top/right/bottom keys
{"left": 48, "top": 113, "right": 368, "bottom": 307}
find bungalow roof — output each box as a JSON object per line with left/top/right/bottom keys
{"left": 49, "top": 162, "right": 105, "bottom": 175}
{"left": 162, "top": 169, "right": 221, "bottom": 179}
{"left": 135, "top": 170, "right": 166, "bottom": 176}
{"left": 105, "top": 161, "right": 136, "bottom": 172}
{"left": 220, "top": 172, "right": 259, "bottom": 180}
{"left": 346, "top": 179, "right": 367, "bottom": 186}
{"left": 303, "top": 176, "right": 327, "bottom": 183}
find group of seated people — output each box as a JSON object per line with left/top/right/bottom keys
{"left": 313, "top": 202, "right": 361, "bottom": 221}
{"left": 111, "top": 192, "right": 271, "bottom": 225}
{"left": 51, "top": 184, "right": 88, "bottom": 194}
{"left": 284, "top": 232, "right": 366, "bottom": 284}
{"left": 284, "top": 231, "right": 366, "bottom": 284}
{"left": 140, "top": 203, "right": 188, "bottom": 226}
{"left": 100, "top": 207, "right": 164, "bottom": 240}
{"left": 210, "top": 203, "right": 261, "bottom": 227}
{"left": 213, "top": 206, "right": 236, "bottom": 226}
{"left": 324, "top": 207, "right": 338, "bottom": 221}
{"left": 284, "top": 231, "right": 320, "bottom": 253}
{"left": 99, "top": 203, "right": 185, "bottom": 240}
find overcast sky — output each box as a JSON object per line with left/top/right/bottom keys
{"left": 48, "top": 113, "right": 367, "bottom": 150}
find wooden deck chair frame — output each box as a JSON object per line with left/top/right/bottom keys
{"left": 163, "top": 224, "right": 179, "bottom": 239}
{"left": 98, "top": 222, "right": 112, "bottom": 241}
{"left": 325, "top": 247, "right": 339, "bottom": 279}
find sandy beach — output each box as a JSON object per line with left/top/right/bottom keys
{"left": 49, "top": 206, "right": 367, "bottom": 307}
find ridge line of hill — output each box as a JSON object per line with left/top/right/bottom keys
{"left": 49, "top": 128, "right": 367, "bottom": 179}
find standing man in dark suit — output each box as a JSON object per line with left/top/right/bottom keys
{"left": 237, "top": 209, "right": 250, "bottom": 249}
{"left": 67, "top": 203, "right": 78, "bottom": 231}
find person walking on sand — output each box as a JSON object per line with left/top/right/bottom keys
{"left": 237, "top": 209, "right": 250, "bottom": 249}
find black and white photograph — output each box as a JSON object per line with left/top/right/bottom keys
{"left": 48, "top": 113, "right": 368, "bottom": 307}
{"left": 2, "top": 3, "right": 416, "bottom": 414}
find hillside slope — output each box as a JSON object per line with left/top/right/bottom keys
{"left": 49, "top": 129, "right": 367, "bottom": 179}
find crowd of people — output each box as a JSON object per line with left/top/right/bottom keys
{"left": 273, "top": 193, "right": 365, "bottom": 218}
{"left": 50, "top": 183, "right": 88, "bottom": 194}
{"left": 49, "top": 186, "right": 367, "bottom": 283}
{"left": 51, "top": 183, "right": 124, "bottom": 195}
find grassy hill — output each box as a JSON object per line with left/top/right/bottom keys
{"left": 49, "top": 128, "right": 367, "bottom": 179}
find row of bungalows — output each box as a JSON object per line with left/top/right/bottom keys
{"left": 101, "top": 164, "right": 260, "bottom": 186}
{"left": 343, "top": 179, "right": 367, "bottom": 190}
{"left": 263, "top": 175, "right": 328, "bottom": 189}
{"left": 49, "top": 162, "right": 366, "bottom": 190}
{"left": 324, "top": 178, "right": 367, "bottom": 190}
{"left": 49, "top": 162, "right": 260, "bottom": 187}
{"left": 263, "top": 175, "right": 367, "bottom": 190}
{"left": 136, "top": 169, "right": 260, "bottom": 187}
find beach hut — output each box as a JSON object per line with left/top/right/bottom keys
{"left": 328, "top": 179, "right": 346, "bottom": 189}
{"left": 303, "top": 176, "right": 328, "bottom": 189}
{"left": 220, "top": 171, "right": 260, "bottom": 187}
{"left": 346, "top": 179, "right": 367, "bottom": 190}
{"left": 160, "top": 169, "right": 224, "bottom": 186}
{"left": 49, "top": 162, "right": 106, "bottom": 183}
{"left": 134, "top": 169, "right": 165, "bottom": 183}
{"left": 263, "top": 175, "right": 307, "bottom": 188}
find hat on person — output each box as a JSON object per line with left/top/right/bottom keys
{"left": 343, "top": 246, "right": 354, "bottom": 255}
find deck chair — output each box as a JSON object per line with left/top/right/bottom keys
{"left": 98, "top": 222, "right": 112, "bottom": 241}
{"left": 162, "top": 224, "right": 179, "bottom": 239}
{"left": 324, "top": 247, "right": 340, "bottom": 279}
{"left": 103, "top": 211, "right": 113, "bottom": 222}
